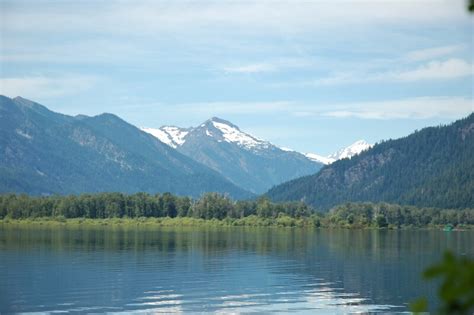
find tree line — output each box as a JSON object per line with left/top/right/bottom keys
{"left": 0, "top": 192, "right": 312, "bottom": 220}
{"left": 1, "top": 193, "right": 473, "bottom": 228}
{"left": 327, "top": 202, "right": 474, "bottom": 228}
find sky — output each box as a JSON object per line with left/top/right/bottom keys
{"left": 0, "top": 0, "right": 473, "bottom": 155}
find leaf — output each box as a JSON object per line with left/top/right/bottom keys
{"left": 410, "top": 297, "right": 428, "bottom": 314}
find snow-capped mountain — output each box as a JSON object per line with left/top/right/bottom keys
{"left": 142, "top": 117, "right": 272, "bottom": 152}
{"left": 142, "top": 117, "right": 323, "bottom": 193}
{"left": 329, "top": 140, "right": 372, "bottom": 160}
{"left": 304, "top": 153, "right": 336, "bottom": 165}
{"left": 305, "top": 140, "right": 372, "bottom": 165}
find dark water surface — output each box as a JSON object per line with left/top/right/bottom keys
{"left": 1, "top": 225, "right": 473, "bottom": 314}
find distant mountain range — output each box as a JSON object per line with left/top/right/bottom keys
{"left": 142, "top": 120, "right": 372, "bottom": 193}
{"left": 3, "top": 95, "right": 470, "bottom": 211}
{"left": 142, "top": 117, "right": 323, "bottom": 193}
{"left": 0, "top": 96, "right": 252, "bottom": 198}
{"left": 267, "top": 113, "right": 474, "bottom": 211}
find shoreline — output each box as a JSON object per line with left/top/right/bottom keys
{"left": 1, "top": 217, "right": 471, "bottom": 230}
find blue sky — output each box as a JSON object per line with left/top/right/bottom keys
{"left": 0, "top": 0, "right": 473, "bottom": 155}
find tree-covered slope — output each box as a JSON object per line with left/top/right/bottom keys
{"left": 267, "top": 113, "right": 474, "bottom": 211}
{"left": 0, "top": 96, "right": 252, "bottom": 199}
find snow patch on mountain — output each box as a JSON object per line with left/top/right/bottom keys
{"left": 141, "top": 126, "right": 188, "bottom": 148}
{"left": 141, "top": 127, "right": 175, "bottom": 147}
{"left": 211, "top": 121, "right": 265, "bottom": 149}
{"left": 16, "top": 129, "right": 33, "bottom": 140}
{"left": 305, "top": 140, "right": 372, "bottom": 165}
{"left": 304, "top": 153, "right": 335, "bottom": 165}
{"left": 162, "top": 126, "right": 188, "bottom": 146}
{"left": 143, "top": 117, "right": 369, "bottom": 167}
{"left": 328, "top": 140, "right": 372, "bottom": 160}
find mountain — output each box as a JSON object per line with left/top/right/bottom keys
{"left": 142, "top": 117, "right": 323, "bottom": 193}
{"left": 304, "top": 140, "right": 372, "bottom": 165}
{"left": 267, "top": 114, "right": 474, "bottom": 211}
{"left": 0, "top": 96, "right": 252, "bottom": 199}
{"left": 303, "top": 153, "right": 335, "bottom": 165}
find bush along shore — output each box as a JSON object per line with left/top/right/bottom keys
{"left": 0, "top": 193, "right": 473, "bottom": 229}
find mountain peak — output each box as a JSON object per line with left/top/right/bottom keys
{"left": 206, "top": 119, "right": 271, "bottom": 150}
{"left": 93, "top": 112, "right": 125, "bottom": 124}
{"left": 205, "top": 117, "right": 239, "bottom": 129}
{"left": 10, "top": 96, "right": 66, "bottom": 120}
{"left": 143, "top": 117, "right": 273, "bottom": 152}
{"left": 13, "top": 96, "right": 29, "bottom": 101}
{"left": 305, "top": 140, "right": 372, "bottom": 165}
{"left": 209, "top": 116, "right": 227, "bottom": 123}
{"left": 328, "top": 139, "right": 372, "bottom": 160}
{"left": 12, "top": 96, "right": 41, "bottom": 109}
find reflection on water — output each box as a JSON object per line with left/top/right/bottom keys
{"left": 0, "top": 225, "right": 473, "bottom": 314}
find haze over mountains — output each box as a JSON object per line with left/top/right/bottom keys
{"left": 267, "top": 113, "right": 474, "bottom": 211}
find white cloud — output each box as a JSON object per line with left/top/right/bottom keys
{"left": 123, "top": 101, "right": 294, "bottom": 115}
{"left": 1, "top": 0, "right": 469, "bottom": 40}
{"left": 321, "top": 97, "right": 473, "bottom": 119}
{"left": 405, "top": 45, "right": 465, "bottom": 62}
{"left": 223, "top": 63, "right": 276, "bottom": 74}
{"left": 122, "top": 97, "right": 473, "bottom": 121}
{"left": 0, "top": 75, "right": 100, "bottom": 99}
{"left": 392, "top": 58, "right": 473, "bottom": 82}
{"left": 222, "top": 58, "right": 317, "bottom": 74}
{"left": 310, "top": 58, "right": 473, "bottom": 86}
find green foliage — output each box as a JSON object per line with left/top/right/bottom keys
{"left": 327, "top": 202, "right": 474, "bottom": 228}
{"left": 0, "top": 193, "right": 472, "bottom": 229}
{"left": 375, "top": 214, "right": 388, "bottom": 228}
{"left": 411, "top": 251, "right": 474, "bottom": 315}
{"left": 0, "top": 192, "right": 316, "bottom": 222}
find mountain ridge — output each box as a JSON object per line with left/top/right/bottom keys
{"left": 0, "top": 95, "right": 253, "bottom": 199}
{"left": 143, "top": 120, "right": 372, "bottom": 166}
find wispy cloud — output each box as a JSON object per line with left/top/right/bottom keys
{"left": 309, "top": 58, "right": 473, "bottom": 86}
{"left": 121, "top": 101, "right": 294, "bottom": 115}
{"left": 0, "top": 75, "right": 100, "bottom": 99}
{"left": 2, "top": 1, "right": 468, "bottom": 36}
{"left": 321, "top": 97, "right": 473, "bottom": 120}
{"left": 223, "top": 63, "right": 276, "bottom": 74}
{"left": 391, "top": 58, "right": 473, "bottom": 82}
{"left": 124, "top": 97, "right": 473, "bottom": 122}
{"left": 221, "top": 58, "right": 316, "bottom": 74}
{"left": 405, "top": 45, "right": 465, "bottom": 62}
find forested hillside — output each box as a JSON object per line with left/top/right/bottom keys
{"left": 267, "top": 114, "right": 474, "bottom": 211}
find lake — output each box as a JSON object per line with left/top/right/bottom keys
{"left": 1, "top": 225, "right": 472, "bottom": 314}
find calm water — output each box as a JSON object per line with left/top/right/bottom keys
{"left": 1, "top": 225, "right": 473, "bottom": 314}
